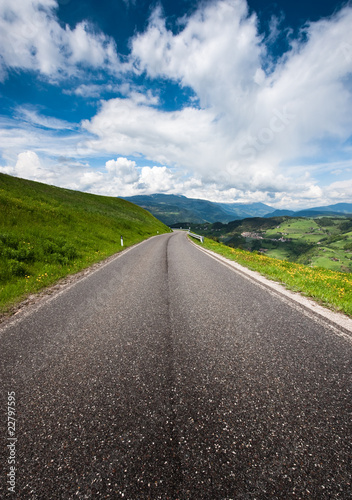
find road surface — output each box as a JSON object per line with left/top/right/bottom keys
{"left": 1, "top": 231, "right": 351, "bottom": 499}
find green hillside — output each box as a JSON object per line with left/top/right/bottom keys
{"left": 0, "top": 173, "right": 170, "bottom": 313}
{"left": 187, "top": 215, "right": 352, "bottom": 273}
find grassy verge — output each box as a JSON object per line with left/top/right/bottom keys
{"left": 193, "top": 236, "right": 352, "bottom": 317}
{"left": 0, "top": 173, "right": 170, "bottom": 314}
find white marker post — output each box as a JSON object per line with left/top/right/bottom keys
{"left": 120, "top": 235, "right": 123, "bottom": 247}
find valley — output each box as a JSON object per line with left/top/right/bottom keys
{"left": 177, "top": 216, "right": 352, "bottom": 273}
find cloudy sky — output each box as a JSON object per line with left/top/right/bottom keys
{"left": 0, "top": 0, "right": 351, "bottom": 209}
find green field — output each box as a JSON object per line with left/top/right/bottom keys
{"left": 263, "top": 218, "right": 352, "bottom": 271}
{"left": 192, "top": 237, "right": 352, "bottom": 317}
{"left": 188, "top": 215, "right": 352, "bottom": 273}
{"left": 0, "top": 173, "right": 170, "bottom": 314}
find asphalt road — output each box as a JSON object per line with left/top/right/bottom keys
{"left": 1, "top": 231, "right": 351, "bottom": 499}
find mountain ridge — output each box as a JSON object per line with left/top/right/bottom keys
{"left": 266, "top": 203, "right": 352, "bottom": 219}
{"left": 122, "top": 194, "right": 275, "bottom": 224}
{"left": 122, "top": 194, "right": 352, "bottom": 225}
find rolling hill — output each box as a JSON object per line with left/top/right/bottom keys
{"left": 187, "top": 215, "right": 352, "bottom": 273}
{"left": 0, "top": 173, "right": 169, "bottom": 313}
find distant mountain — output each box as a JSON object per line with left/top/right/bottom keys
{"left": 295, "top": 210, "right": 344, "bottom": 217}
{"left": 122, "top": 194, "right": 352, "bottom": 225}
{"left": 265, "top": 203, "right": 352, "bottom": 219}
{"left": 307, "top": 203, "right": 352, "bottom": 214}
{"left": 122, "top": 194, "right": 275, "bottom": 225}
{"left": 264, "top": 209, "right": 295, "bottom": 217}
{"left": 217, "top": 201, "right": 275, "bottom": 219}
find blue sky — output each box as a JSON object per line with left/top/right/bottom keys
{"left": 0, "top": 0, "right": 351, "bottom": 209}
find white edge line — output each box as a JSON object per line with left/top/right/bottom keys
{"left": 189, "top": 237, "right": 352, "bottom": 341}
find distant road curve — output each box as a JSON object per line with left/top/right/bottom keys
{"left": 1, "top": 231, "right": 351, "bottom": 498}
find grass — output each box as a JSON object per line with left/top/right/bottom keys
{"left": 260, "top": 218, "right": 352, "bottom": 272}
{"left": 189, "top": 215, "right": 352, "bottom": 273}
{"left": 264, "top": 247, "right": 290, "bottom": 261}
{"left": 193, "top": 236, "right": 352, "bottom": 317}
{"left": 0, "top": 173, "right": 170, "bottom": 314}
{"left": 265, "top": 220, "right": 323, "bottom": 243}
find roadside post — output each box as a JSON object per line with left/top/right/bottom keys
{"left": 121, "top": 235, "right": 123, "bottom": 247}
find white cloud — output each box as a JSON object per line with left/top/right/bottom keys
{"left": 0, "top": 150, "right": 175, "bottom": 197}
{"left": 132, "top": 0, "right": 263, "bottom": 114}
{"left": 78, "top": 170, "right": 104, "bottom": 190}
{"left": 324, "top": 179, "right": 352, "bottom": 202}
{"left": 106, "top": 157, "right": 140, "bottom": 183}
{"left": 1, "top": 0, "right": 352, "bottom": 208}
{"left": 80, "top": 0, "right": 352, "bottom": 204}
{"left": 15, "top": 151, "right": 42, "bottom": 178}
{"left": 15, "top": 107, "right": 75, "bottom": 131}
{"left": 0, "top": 113, "right": 86, "bottom": 166}
{"left": 0, "top": 0, "right": 121, "bottom": 82}
{"left": 66, "top": 83, "right": 123, "bottom": 98}
{"left": 0, "top": 150, "right": 324, "bottom": 209}
{"left": 139, "top": 166, "right": 176, "bottom": 193}
{"left": 69, "top": 84, "right": 106, "bottom": 98}
{"left": 91, "top": 159, "right": 187, "bottom": 197}
{"left": 1, "top": 151, "right": 56, "bottom": 183}
{"left": 82, "top": 97, "right": 219, "bottom": 169}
